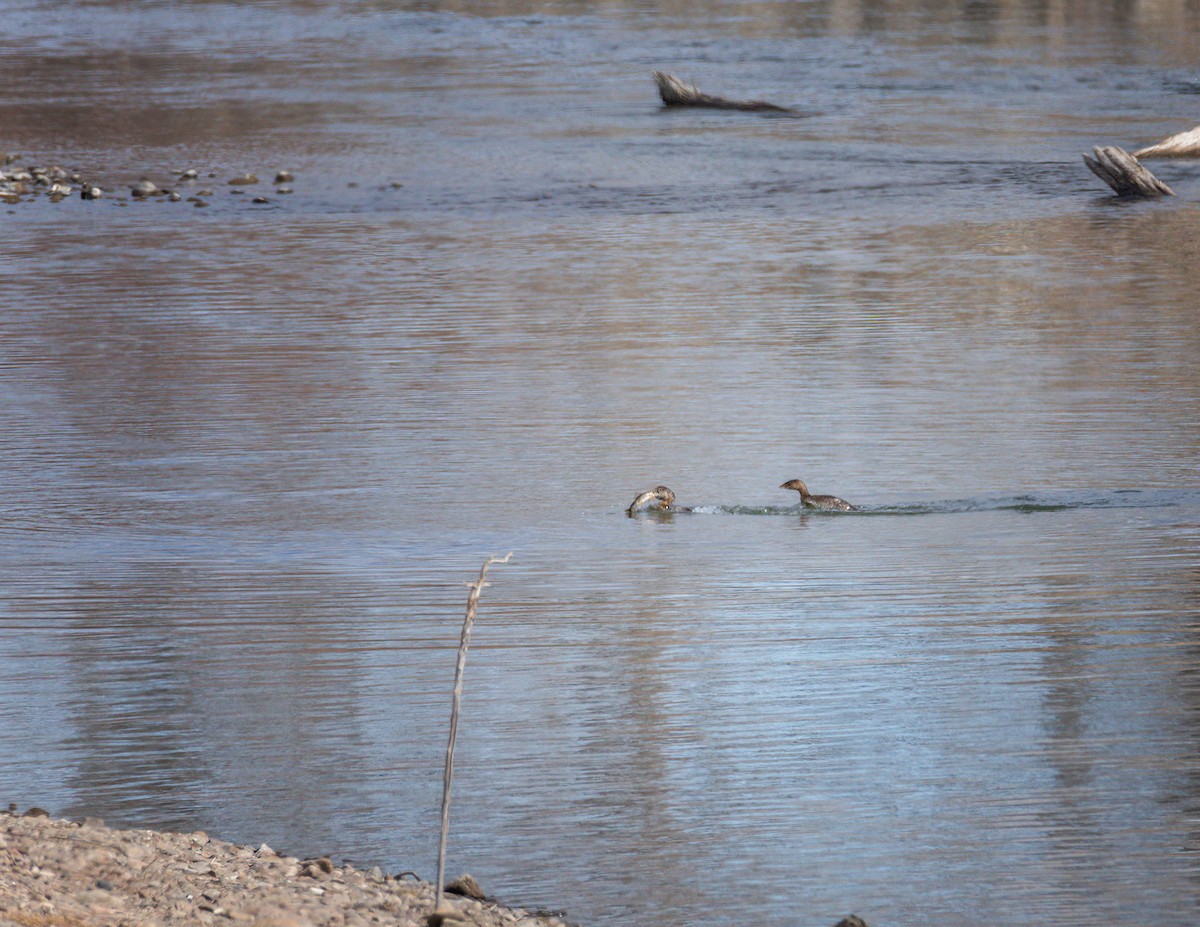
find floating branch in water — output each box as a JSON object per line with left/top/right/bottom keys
{"left": 652, "top": 70, "right": 796, "bottom": 113}
{"left": 1082, "top": 145, "right": 1175, "bottom": 197}
{"left": 430, "top": 552, "right": 513, "bottom": 925}
{"left": 1134, "top": 124, "right": 1200, "bottom": 159}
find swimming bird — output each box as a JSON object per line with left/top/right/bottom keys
{"left": 627, "top": 485, "right": 676, "bottom": 515}
{"left": 780, "top": 479, "right": 854, "bottom": 511}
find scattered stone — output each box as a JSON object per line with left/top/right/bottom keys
{"left": 425, "top": 906, "right": 466, "bottom": 927}
{"left": 0, "top": 157, "right": 358, "bottom": 210}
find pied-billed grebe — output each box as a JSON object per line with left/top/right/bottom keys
{"left": 780, "top": 479, "right": 854, "bottom": 511}
{"left": 627, "top": 485, "right": 676, "bottom": 515}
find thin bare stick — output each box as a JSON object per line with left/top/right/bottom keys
{"left": 433, "top": 552, "right": 513, "bottom": 914}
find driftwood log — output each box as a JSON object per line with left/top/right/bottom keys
{"left": 653, "top": 70, "right": 795, "bottom": 113}
{"left": 1134, "top": 124, "right": 1200, "bottom": 158}
{"left": 1082, "top": 145, "right": 1175, "bottom": 197}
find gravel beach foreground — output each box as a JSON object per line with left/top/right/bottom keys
{"left": 0, "top": 810, "right": 571, "bottom": 927}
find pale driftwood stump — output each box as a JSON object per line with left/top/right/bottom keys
{"left": 652, "top": 70, "right": 795, "bottom": 113}
{"left": 1082, "top": 145, "right": 1175, "bottom": 197}
{"left": 1134, "top": 124, "right": 1200, "bottom": 158}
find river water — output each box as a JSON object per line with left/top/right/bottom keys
{"left": 2, "top": 1, "right": 1199, "bottom": 925}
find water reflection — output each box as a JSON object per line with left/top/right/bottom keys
{"left": 1, "top": 1, "right": 1200, "bottom": 926}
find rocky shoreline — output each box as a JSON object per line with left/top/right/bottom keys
{"left": 1, "top": 809, "right": 871, "bottom": 927}
{"left": 0, "top": 809, "right": 571, "bottom": 927}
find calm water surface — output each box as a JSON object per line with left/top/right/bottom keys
{"left": 2, "top": 2, "right": 1199, "bottom": 925}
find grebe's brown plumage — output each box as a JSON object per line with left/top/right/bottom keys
{"left": 780, "top": 479, "right": 854, "bottom": 511}
{"left": 627, "top": 485, "right": 676, "bottom": 515}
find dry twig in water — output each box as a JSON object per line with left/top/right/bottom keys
{"left": 432, "top": 552, "right": 514, "bottom": 918}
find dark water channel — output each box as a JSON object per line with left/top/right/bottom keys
{"left": 2, "top": 2, "right": 1200, "bottom": 925}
